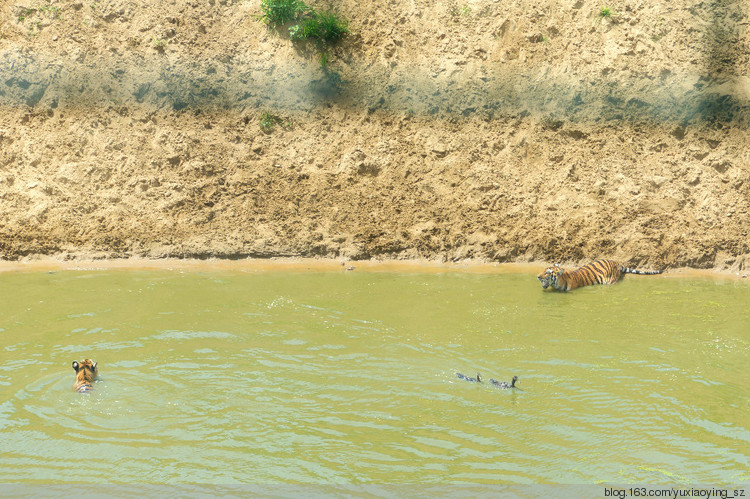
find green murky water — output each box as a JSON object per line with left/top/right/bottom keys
{"left": 1, "top": 269, "right": 748, "bottom": 484}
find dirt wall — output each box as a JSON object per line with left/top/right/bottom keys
{"left": 1, "top": 0, "right": 749, "bottom": 271}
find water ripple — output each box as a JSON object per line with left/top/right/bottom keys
{"left": 1, "top": 271, "right": 748, "bottom": 483}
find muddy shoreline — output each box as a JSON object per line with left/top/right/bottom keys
{"left": 1, "top": 256, "right": 747, "bottom": 282}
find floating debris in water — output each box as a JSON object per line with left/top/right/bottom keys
{"left": 456, "top": 372, "right": 481, "bottom": 382}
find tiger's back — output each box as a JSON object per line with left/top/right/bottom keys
{"left": 538, "top": 259, "right": 661, "bottom": 291}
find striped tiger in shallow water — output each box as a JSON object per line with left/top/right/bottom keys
{"left": 72, "top": 359, "right": 98, "bottom": 393}
{"left": 537, "top": 259, "right": 662, "bottom": 291}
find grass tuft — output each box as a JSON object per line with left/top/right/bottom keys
{"left": 313, "top": 10, "right": 349, "bottom": 42}
{"left": 289, "top": 9, "right": 348, "bottom": 43}
{"left": 260, "top": 0, "right": 308, "bottom": 26}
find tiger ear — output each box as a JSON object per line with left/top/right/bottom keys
{"left": 72, "top": 361, "right": 79, "bottom": 371}
{"left": 92, "top": 362, "right": 97, "bottom": 370}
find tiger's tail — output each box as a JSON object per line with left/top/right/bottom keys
{"left": 621, "top": 266, "right": 662, "bottom": 275}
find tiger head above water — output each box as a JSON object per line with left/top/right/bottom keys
{"left": 72, "top": 359, "right": 98, "bottom": 392}
{"left": 538, "top": 263, "right": 565, "bottom": 290}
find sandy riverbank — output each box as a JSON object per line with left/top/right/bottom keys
{"left": 1, "top": 1, "right": 748, "bottom": 271}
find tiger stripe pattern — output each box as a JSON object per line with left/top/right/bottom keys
{"left": 72, "top": 359, "right": 98, "bottom": 392}
{"left": 537, "top": 259, "right": 662, "bottom": 291}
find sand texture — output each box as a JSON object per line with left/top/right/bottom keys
{"left": 1, "top": 0, "right": 749, "bottom": 271}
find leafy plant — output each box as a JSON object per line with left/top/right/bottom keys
{"left": 260, "top": 0, "right": 308, "bottom": 26}
{"left": 259, "top": 111, "right": 284, "bottom": 133}
{"left": 288, "top": 18, "right": 317, "bottom": 40}
{"left": 313, "top": 10, "right": 349, "bottom": 42}
{"left": 289, "top": 10, "right": 348, "bottom": 43}
{"left": 599, "top": 5, "right": 613, "bottom": 18}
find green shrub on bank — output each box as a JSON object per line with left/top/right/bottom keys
{"left": 260, "top": 0, "right": 307, "bottom": 26}
{"left": 261, "top": 0, "right": 349, "bottom": 44}
{"left": 289, "top": 10, "right": 349, "bottom": 43}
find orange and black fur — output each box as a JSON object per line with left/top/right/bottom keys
{"left": 72, "top": 359, "right": 98, "bottom": 392}
{"left": 537, "top": 259, "right": 662, "bottom": 291}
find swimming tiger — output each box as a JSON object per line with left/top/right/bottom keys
{"left": 72, "top": 359, "right": 98, "bottom": 392}
{"left": 537, "top": 259, "right": 662, "bottom": 291}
